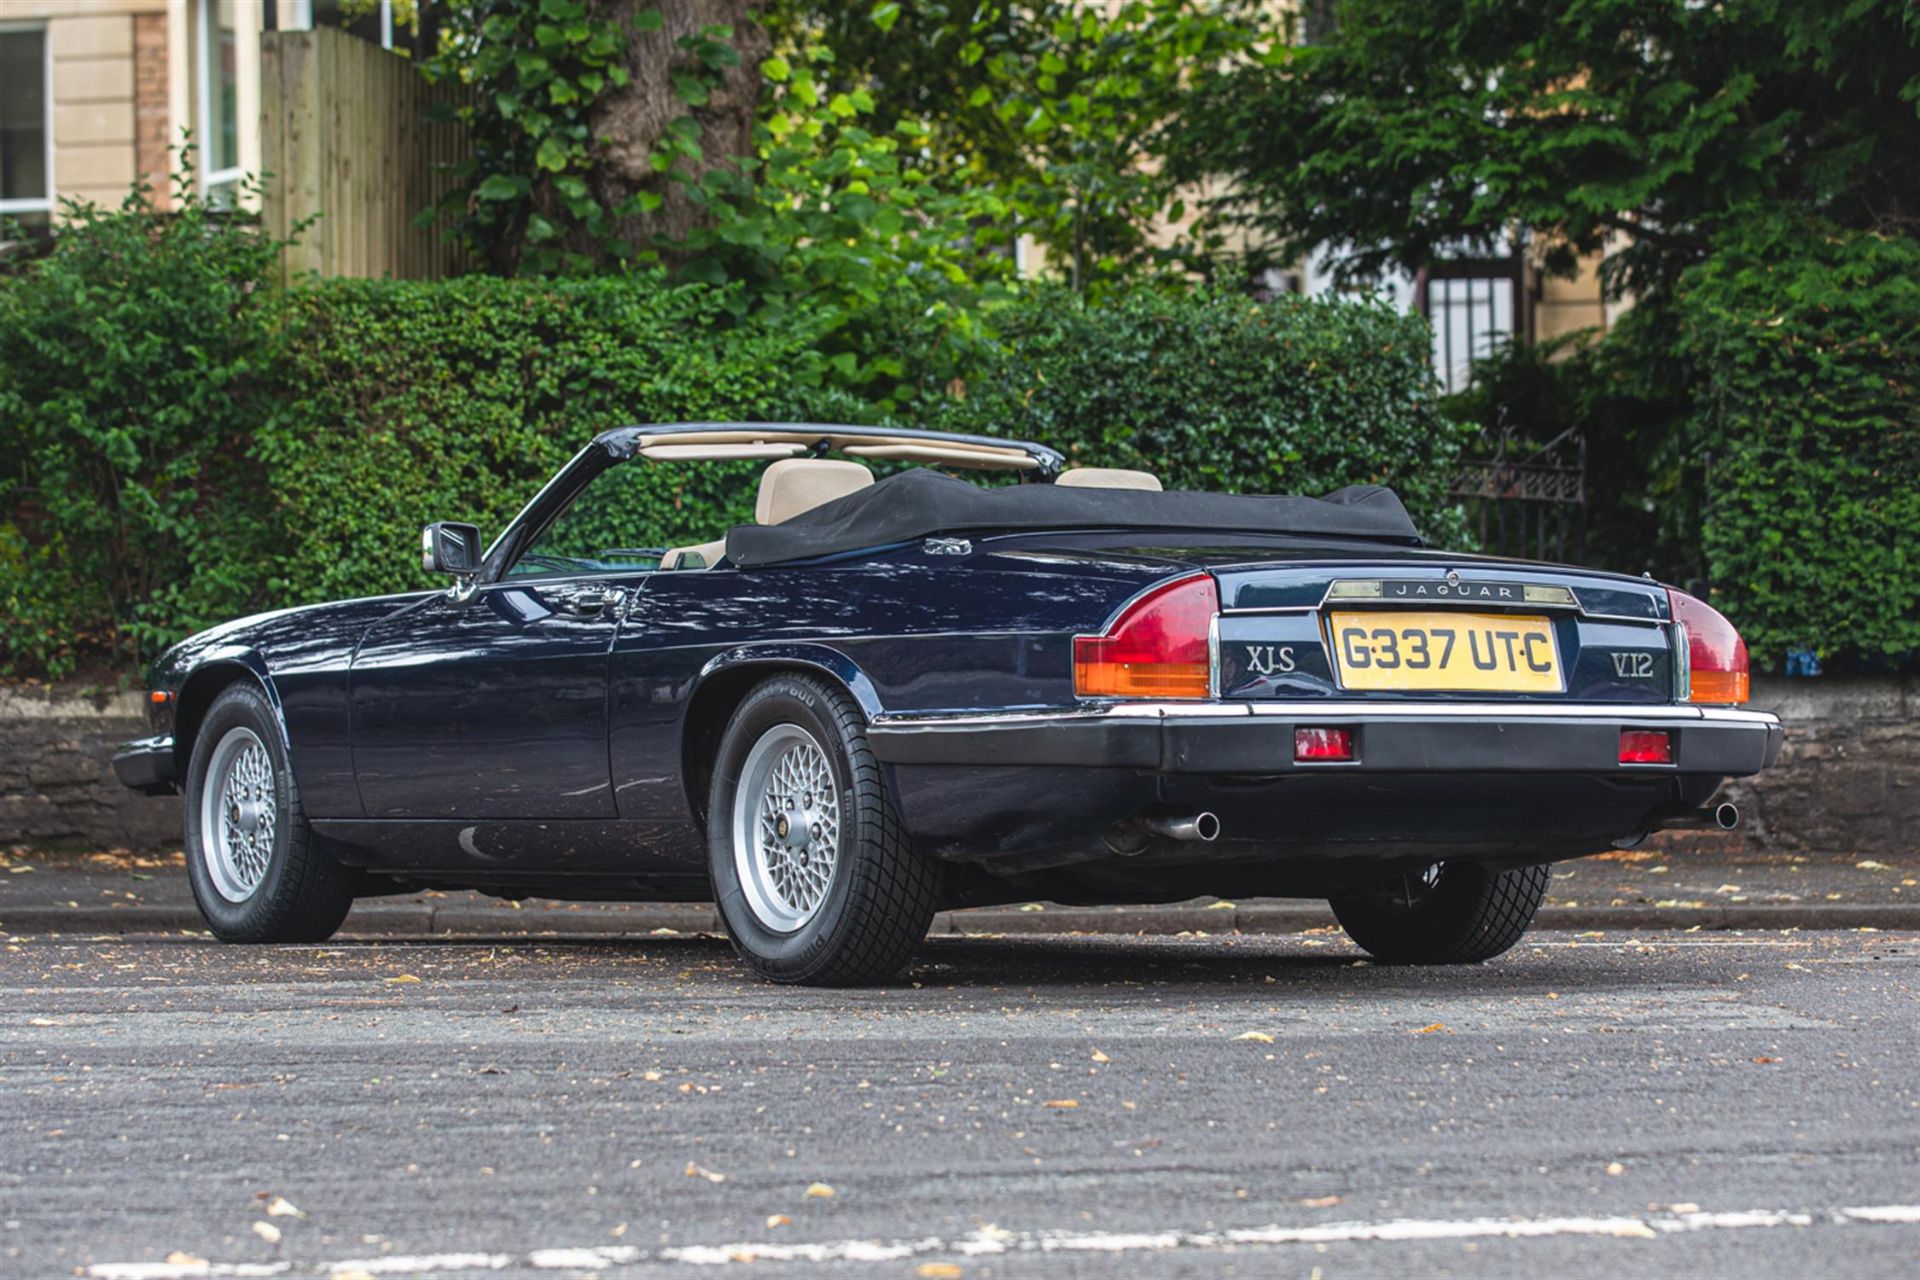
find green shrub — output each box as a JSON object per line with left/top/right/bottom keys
{"left": 0, "top": 177, "right": 288, "bottom": 678}
{"left": 266, "top": 275, "right": 838, "bottom": 605}
{"left": 917, "top": 287, "right": 1466, "bottom": 542}
{"left": 2, "top": 227, "right": 1453, "bottom": 679}
{"left": 1676, "top": 218, "right": 1920, "bottom": 667}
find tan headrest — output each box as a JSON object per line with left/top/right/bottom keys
{"left": 1055, "top": 466, "right": 1164, "bottom": 491}
{"left": 755, "top": 458, "right": 875, "bottom": 525}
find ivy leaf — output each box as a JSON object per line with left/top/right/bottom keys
{"left": 631, "top": 7, "right": 664, "bottom": 33}
{"left": 534, "top": 136, "right": 569, "bottom": 173}
{"left": 871, "top": 1, "right": 901, "bottom": 33}
{"left": 673, "top": 73, "right": 711, "bottom": 107}
{"left": 475, "top": 174, "right": 525, "bottom": 201}
{"left": 763, "top": 54, "right": 790, "bottom": 83}
{"left": 538, "top": 0, "right": 584, "bottom": 18}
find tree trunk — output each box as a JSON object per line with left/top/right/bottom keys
{"left": 582, "top": 0, "right": 769, "bottom": 260}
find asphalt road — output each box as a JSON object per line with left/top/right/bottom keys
{"left": 2, "top": 930, "right": 1917, "bottom": 1279}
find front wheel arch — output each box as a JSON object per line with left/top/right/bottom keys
{"left": 173, "top": 658, "right": 285, "bottom": 780}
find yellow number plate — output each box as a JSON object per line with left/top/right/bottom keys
{"left": 1327, "top": 611, "right": 1563, "bottom": 693}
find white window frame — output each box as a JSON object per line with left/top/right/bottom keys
{"left": 0, "top": 21, "right": 54, "bottom": 221}
{"left": 194, "top": 0, "right": 244, "bottom": 196}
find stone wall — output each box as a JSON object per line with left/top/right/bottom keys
{"left": 0, "top": 687, "right": 178, "bottom": 852}
{"left": 1722, "top": 675, "right": 1919, "bottom": 854}
{"left": 0, "top": 676, "right": 1914, "bottom": 855}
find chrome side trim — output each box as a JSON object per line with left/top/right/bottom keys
{"left": 871, "top": 702, "right": 1780, "bottom": 728}
{"left": 1206, "top": 612, "right": 1221, "bottom": 700}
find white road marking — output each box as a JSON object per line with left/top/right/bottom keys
{"left": 82, "top": 1203, "right": 1920, "bottom": 1277}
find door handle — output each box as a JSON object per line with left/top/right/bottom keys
{"left": 546, "top": 585, "right": 625, "bottom": 617}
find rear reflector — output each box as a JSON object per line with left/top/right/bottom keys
{"left": 1619, "top": 729, "right": 1673, "bottom": 764}
{"left": 1294, "top": 727, "right": 1355, "bottom": 762}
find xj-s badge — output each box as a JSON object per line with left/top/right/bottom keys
{"left": 1611, "top": 652, "right": 1655, "bottom": 678}
{"left": 1246, "top": 644, "right": 1296, "bottom": 675}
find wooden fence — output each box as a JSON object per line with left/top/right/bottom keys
{"left": 260, "top": 28, "right": 471, "bottom": 283}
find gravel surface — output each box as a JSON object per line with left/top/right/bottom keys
{"left": 2, "top": 929, "right": 1917, "bottom": 1277}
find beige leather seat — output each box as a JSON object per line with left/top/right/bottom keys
{"left": 1055, "top": 466, "right": 1163, "bottom": 491}
{"left": 754, "top": 458, "right": 875, "bottom": 524}
{"left": 662, "top": 458, "right": 875, "bottom": 569}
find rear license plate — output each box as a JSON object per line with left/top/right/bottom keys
{"left": 1327, "top": 611, "right": 1563, "bottom": 693}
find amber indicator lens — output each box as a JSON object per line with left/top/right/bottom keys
{"left": 1294, "top": 727, "right": 1355, "bottom": 762}
{"left": 1618, "top": 729, "right": 1673, "bottom": 764}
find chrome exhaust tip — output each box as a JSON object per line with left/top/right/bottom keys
{"left": 1144, "top": 811, "right": 1220, "bottom": 843}
{"left": 1655, "top": 802, "right": 1741, "bottom": 831}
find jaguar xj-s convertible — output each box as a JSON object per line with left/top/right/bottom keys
{"left": 115, "top": 423, "right": 1781, "bottom": 984}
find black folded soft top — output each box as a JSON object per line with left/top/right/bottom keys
{"left": 725, "top": 467, "right": 1420, "bottom": 567}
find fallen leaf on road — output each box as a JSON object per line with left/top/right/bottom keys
{"left": 1090, "top": 1049, "right": 1109, "bottom": 1064}
{"left": 1234, "top": 1031, "right": 1274, "bottom": 1043}
{"left": 262, "top": 1195, "right": 303, "bottom": 1218}
{"left": 1752, "top": 1056, "right": 1779, "bottom": 1064}
{"left": 805, "top": 1182, "right": 835, "bottom": 1198}
{"left": 917, "top": 1265, "right": 965, "bottom": 1279}
{"left": 1019, "top": 902, "right": 1045, "bottom": 912}
{"left": 1856, "top": 860, "right": 1889, "bottom": 870}
{"left": 766, "top": 1214, "right": 791, "bottom": 1228}
{"left": 251, "top": 1221, "right": 282, "bottom": 1244}
{"left": 1042, "top": 1099, "right": 1079, "bottom": 1109}
{"left": 1413, "top": 1023, "right": 1447, "bottom": 1035}
{"left": 1207, "top": 900, "right": 1236, "bottom": 910}
{"left": 1606, "top": 1161, "right": 1626, "bottom": 1176}
{"left": 1300, "top": 1195, "right": 1342, "bottom": 1208}
{"left": 642, "top": 1070, "right": 664, "bottom": 1082}
{"left": 685, "top": 1162, "right": 727, "bottom": 1183}
{"left": 384, "top": 974, "right": 421, "bottom": 984}
{"left": 474, "top": 1064, "right": 503, "bottom": 1075}
{"left": 1669, "top": 1203, "right": 1701, "bottom": 1214}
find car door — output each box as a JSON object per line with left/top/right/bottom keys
{"left": 349, "top": 452, "right": 674, "bottom": 820}
{"left": 349, "top": 576, "right": 638, "bottom": 819}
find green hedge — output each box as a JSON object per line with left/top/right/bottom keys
{"left": 1677, "top": 218, "right": 1920, "bottom": 666}
{"left": 0, "top": 207, "right": 1453, "bottom": 680}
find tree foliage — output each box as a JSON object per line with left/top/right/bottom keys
{"left": 1180, "top": 0, "right": 1920, "bottom": 295}
{"left": 423, "top": 0, "right": 766, "bottom": 275}
{"left": 773, "top": 0, "right": 1275, "bottom": 293}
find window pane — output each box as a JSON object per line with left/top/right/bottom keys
{"left": 507, "top": 465, "right": 670, "bottom": 578}
{"left": 0, "top": 29, "right": 48, "bottom": 203}
{"left": 200, "top": 0, "right": 238, "bottom": 176}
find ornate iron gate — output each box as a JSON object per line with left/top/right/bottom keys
{"left": 1449, "top": 423, "right": 1587, "bottom": 563}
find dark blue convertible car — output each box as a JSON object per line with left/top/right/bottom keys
{"left": 115, "top": 423, "right": 1781, "bottom": 984}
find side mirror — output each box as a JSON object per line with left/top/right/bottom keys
{"left": 421, "top": 522, "right": 483, "bottom": 577}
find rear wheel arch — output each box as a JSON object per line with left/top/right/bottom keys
{"left": 682, "top": 651, "right": 878, "bottom": 830}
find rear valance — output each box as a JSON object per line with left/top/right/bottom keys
{"left": 725, "top": 468, "right": 1421, "bottom": 568}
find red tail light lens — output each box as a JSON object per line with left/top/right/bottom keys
{"left": 1667, "top": 589, "right": 1750, "bottom": 705}
{"left": 1074, "top": 573, "right": 1218, "bottom": 699}
{"left": 1295, "top": 727, "right": 1355, "bottom": 762}
{"left": 1619, "top": 729, "right": 1673, "bottom": 764}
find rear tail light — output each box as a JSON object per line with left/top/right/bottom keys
{"left": 1619, "top": 729, "right": 1673, "bottom": 764}
{"left": 1667, "top": 588, "right": 1750, "bottom": 705}
{"left": 1295, "top": 727, "right": 1355, "bottom": 762}
{"left": 1074, "top": 573, "right": 1218, "bottom": 699}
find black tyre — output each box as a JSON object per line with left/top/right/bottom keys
{"left": 707, "top": 673, "right": 938, "bottom": 986}
{"left": 1329, "top": 862, "right": 1548, "bottom": 964}
{"left": 183, "top": 683, "right": 356, "bottom": 943}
